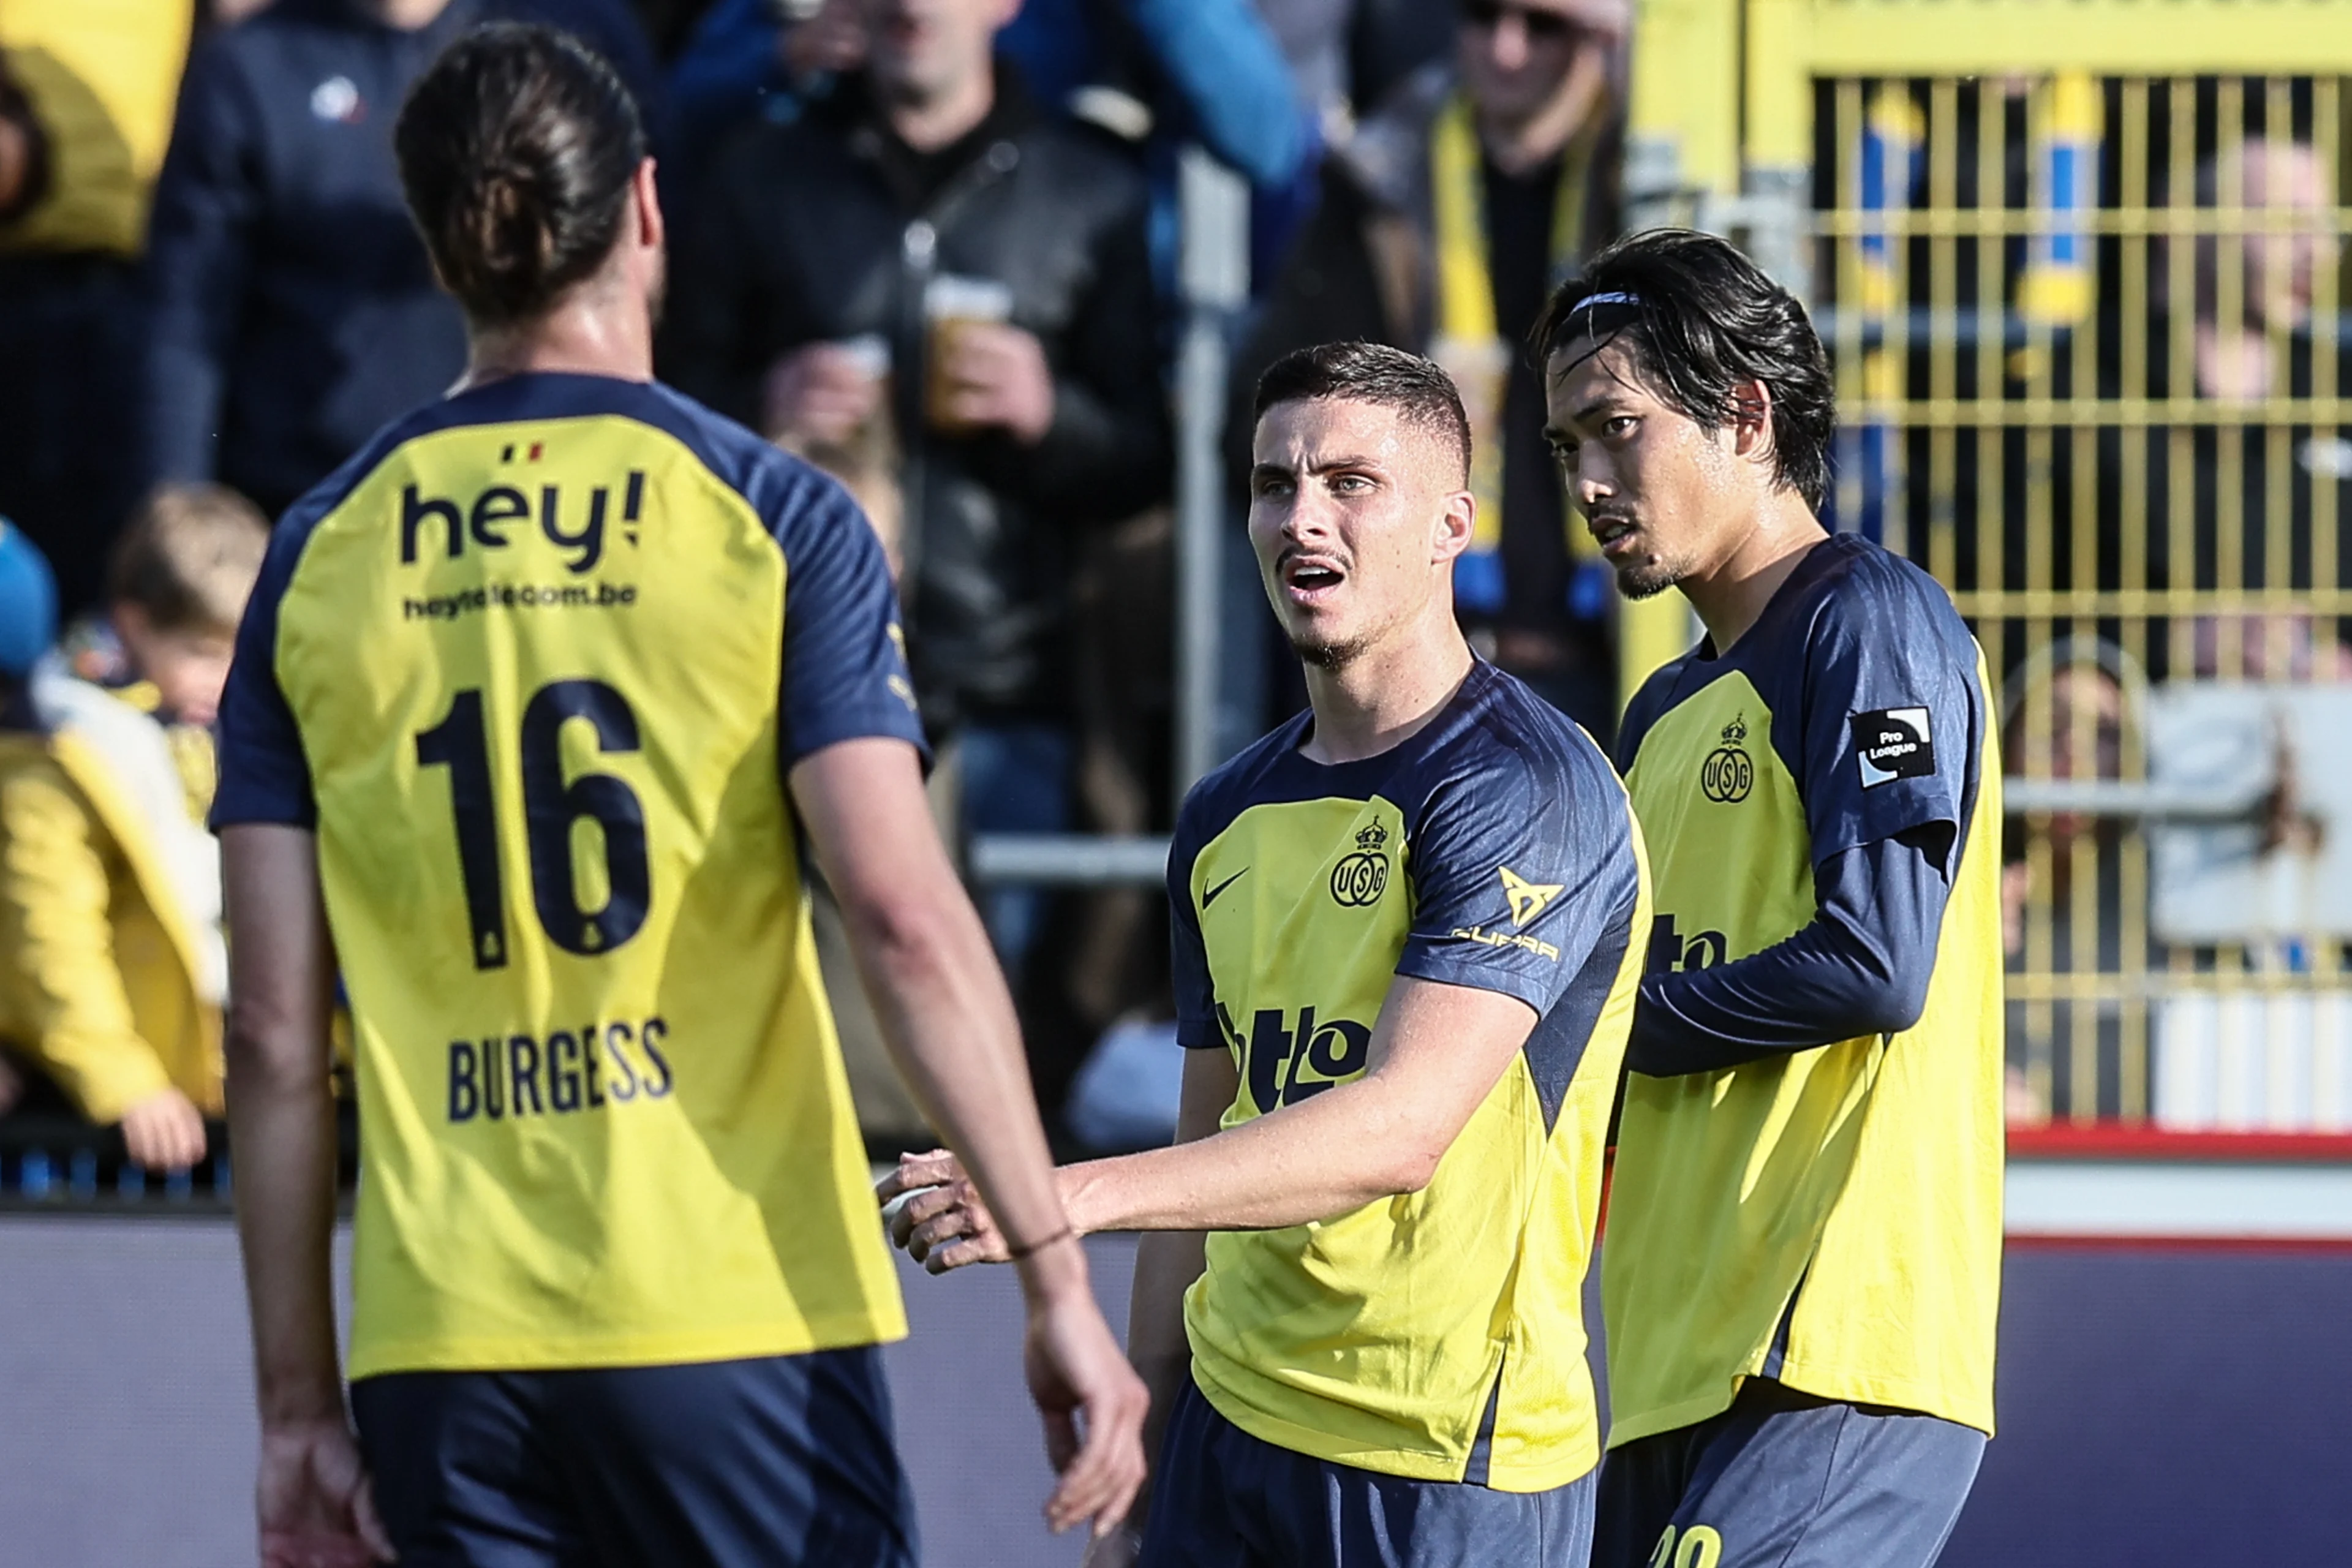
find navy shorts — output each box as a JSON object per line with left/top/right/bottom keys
{"left": 350, "top": 1346, "right": 915, "bottom": 1568}
{"left": 1138, "top": 1381, "right": 1597, "bottom": 1568}
{"left": 1592, "top": 1379, "right": 1985, "bottom": 1568}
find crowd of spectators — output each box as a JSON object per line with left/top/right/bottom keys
{"left": 0, "top": 0, "right": 1630, "bottom": 1161}
{"left": 0, "top": 2, "right": 2341, "bottom": 1158}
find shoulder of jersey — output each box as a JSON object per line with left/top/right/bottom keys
{"left": 1176, "top": 713, "right": 1310, "bottom": 833}
{"left": 1801, "top": 535, "right": 1972, "bottom": 650}
{"left": 1461, "top": 665, "right": 1617, "bottom": 789}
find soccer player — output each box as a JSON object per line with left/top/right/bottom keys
{"left": 880, "top": 341, "right": 1651, "bottom": 1568}
{"left": 1537, "top": 231, "right": 2002, "bottom": 1568}
{"left": 211, "top": 26, "right": 1143, "bottom": 1568}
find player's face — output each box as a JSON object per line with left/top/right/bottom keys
{"left": 1248, "top": 398, "right": 1469, "bottom": 669}
{"left": 1544, "top": 338, "right": 1747, "bottom": 600}
{"left": 861, "top": 0, "right": 1015, "bottom": 103}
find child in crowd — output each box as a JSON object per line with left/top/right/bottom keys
{"left": 0, "top": 503, "right": 257, "bottom": 1172}
{"left": 64, "top": 483, "right": 271, "bottom": 823}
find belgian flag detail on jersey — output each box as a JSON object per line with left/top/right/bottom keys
{"left": 1606, "top": 535, "right": 2004, "bottom": 1446}
{"left": 213, "top": 374, "right": 924, "bottom": 1379}
{"left": 1170, "top": 662, "right": 1649, "bottom": 1493}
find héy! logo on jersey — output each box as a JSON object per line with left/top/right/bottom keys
{"left": 1853, "top": 706, "right": 1934, "bottom": 786}
{"left": 1330, "top": 820, "right": 1390, "bottom": 907}
{"left": 1220, "top": 1003, "right": 1373, "bottom": 1112}
{"left": 400, "top": 461, "right": 646, "bottom": 575}
{"left": 1701, "top": 713, "right": 1754, "bottom": 802}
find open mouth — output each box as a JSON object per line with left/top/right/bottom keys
{"left": 1281, "top": 556, "right": 1347, "bottom": 603}
{"left": 1588, "top": 516, "right": 1639, "bottom": 558}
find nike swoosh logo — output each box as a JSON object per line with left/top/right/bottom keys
{"left": 1202, "top": 868, "right": 1249, "bottom": 908}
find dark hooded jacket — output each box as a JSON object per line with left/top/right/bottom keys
{"left": 662, "top": 70, "right": 1170, "bottom": 731}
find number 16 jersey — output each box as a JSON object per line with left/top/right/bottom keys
{"left": 213, "top": 372, "right": 925, "bottom": 1380}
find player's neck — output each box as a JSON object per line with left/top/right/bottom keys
{"left": 1678, "top": 489, "right": 1828, "bottom": 654}
{"left": 458, "top": 293, "right": 655, "bottom": 391}
{"left": 1298, "top": 622, "right": 1476, "bottom": 766}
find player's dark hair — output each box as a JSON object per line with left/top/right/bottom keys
{"left": 395, "top": 23, "right": 646, "bottom": 327}
{"left": 1534, "top": 230, "right": 1837, "bottom": 510}
{"left": 1253, "top": 341, "right": 1473, "bottom": 488}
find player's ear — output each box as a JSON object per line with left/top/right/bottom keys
{"left": 631, "top": 158, "right": 664, "bottom": 252}
{"left": 1729, "top": 378, "right": 1775, "bottom": 466}
{"left": 1432, "top": 488, "right": 1476, "bottom": 566}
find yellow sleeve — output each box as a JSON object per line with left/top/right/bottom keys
{"left": 0, "top": 756, "right": 173, "bottom": 1123}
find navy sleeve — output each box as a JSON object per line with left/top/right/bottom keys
{"left": 1792, "top": 568, "right": 1979, "bottom": 870}
{"left": 140, "top": 36, "right": 255, "bottom": 488}
{"left": 1166, "top": 793, "right": 1219, "bottom": 1050}
{"left": 764, "top": 460, "right": 929, "bottom": 768}
{"left": 1395, "top": 740, "right": 1638, "bottom": 1018}
{"left": 1627, "top": 828, "right": 1952, "bottom": 1075}
{"left": 210, "top": 516, "right": 315, "bottom": 831}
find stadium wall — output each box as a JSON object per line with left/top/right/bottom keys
{"left": 2, "top": 1169, "right": 2347, "bottom": 1567}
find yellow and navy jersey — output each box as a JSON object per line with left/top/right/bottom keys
{"left": 1171, "top": 661, "right": 1649, "bottom": 1493}
{"left": 1605, "top": 534, "right": 2003, "bottom": 1446}
{"left": 212, "top": 372, "right": 924, "bottom": 1379}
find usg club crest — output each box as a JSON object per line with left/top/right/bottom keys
{"left": 1330, "top": 820, "right": 1390, "bottom": 907}
{"left": 1702, "top": 714, "right": 1755, "bottom": 803}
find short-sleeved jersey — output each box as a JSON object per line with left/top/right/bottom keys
{"left": 1170, "top": 662, "right": 1649, "bottom": 1493}
{"left": 213, "top": 372, "right": 925, "bottom": 1379}
{"left": 1605, "top": 535, "right": 2003, "bottom": 1446}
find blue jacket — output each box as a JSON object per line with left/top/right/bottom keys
{"left": 138, "top": 0, "right": 661, "bottom": 513}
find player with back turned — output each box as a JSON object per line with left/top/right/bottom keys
{"left": 882, "top": 341, "right": 1651, "bottom": 1568}
{"left": 211, "top": 25, "right": 1143, "bottom": 1568}
{"left": 1537, "top": 231, "right": 2003, "bottom": 1568}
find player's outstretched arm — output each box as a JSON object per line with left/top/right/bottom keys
{"left": 219, "top": 825, "right": 394, "bottom": 1568}
{"left": 881, "top": 974, "right": 1540, "bottom": 1255}
{"left": 790, "top": 737, "right": 1147, "bottom": 1539}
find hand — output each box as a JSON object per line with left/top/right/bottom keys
{"left": 1026, "top": 1278, "right": 1150, "bottom": 1537}
{"left": 932, "top": 323, "right": 1055, "bottom": 445}
{"left": 257, "top": 1417, "right": 394, "bottom": 1567}
{"left": 781, "top": 0, "right": 865, "bottom": 78}
{"left": 761, "top": 342, "right": 884, "bottom": 448}
{"left": 876, "top": 1150, "right": 1009, "bottom": 1272}
{"left": 120, "top": 1086, "right": 208, "bottom": 1171}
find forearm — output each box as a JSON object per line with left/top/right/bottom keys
{"left": 1060, "top": 1071, "right": 1434, "bottom": 1235}
{"left": 219, "top": 826, "right": 345, "bottom": 1428}
{"left": 0, "top": 779, "right": 170, "bottom": 1121}
{"left": 1629, "top": 832, "right": 1951, "bottom": 1076}
{"left": 226, "top": 1022, "right": 344, "bottom": 1425}
{"left": 846, "top": 892, "right": 1088, "bottom": 1293}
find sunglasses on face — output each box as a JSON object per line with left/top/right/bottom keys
{"left": 1460, "top": 0, "right": 1580, "bottom": 39}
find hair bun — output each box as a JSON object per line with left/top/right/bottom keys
{"left": 396, "top": 23, "right": 647, "bottom": 327}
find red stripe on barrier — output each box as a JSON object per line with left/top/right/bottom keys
{"left": 2006, "top": 1125, "right": 2352, "bottom": 1163}
{"left": 2005, "top": 1233, "right": 2352, "bottom": 1253}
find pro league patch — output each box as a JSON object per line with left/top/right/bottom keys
{"left": 1852, "top": 707, "right": 1934, "bottom": 786}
